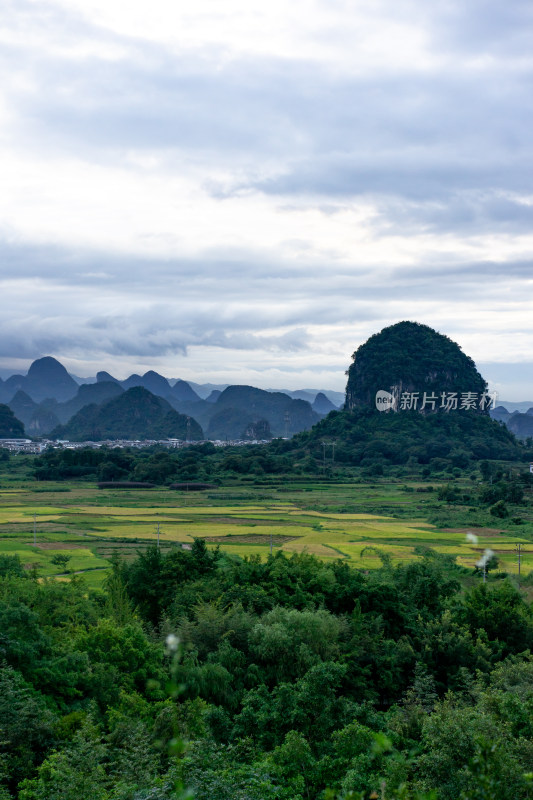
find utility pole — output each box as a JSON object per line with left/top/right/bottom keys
{"left": 33, "top": 513, "right": 36, "bottom": 546}
{"left": 321, "top": 441, "right": 336, "bottom": 473}
{"left": 270, "top": 530, "right": 273, "bottom": 556}
{"left": 516, "top": 543, "right": 523, "bottom": 586}
{"left": 156, "top": 522, "right": 160, "bottom": 551}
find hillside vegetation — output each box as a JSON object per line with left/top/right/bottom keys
{"left": 345, "top": 321, "right": 487, "bottom": 411}
{"left": 51, "top": 387, "right": 204, "bottom": 441}
{"left": 1, "top": 535, "right": 533, "bottom": 799}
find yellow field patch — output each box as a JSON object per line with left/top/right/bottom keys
{"left": 206, "top": 544, "right": 288, "bottom": 560}
{"left": 277, "top": 539, "right": 345, "bottom": 558}
{"left": 86, "top": 523, "right": 194, "bottom": 541}
{"left": 75, "top": 506, "right": 193, "bottom": 516}
{"left": 0, "top": 508, "right": 62, "bottom": 523}
{"left": 159, "top": 506, "right": 277, "bottom": 515}
{"left": 319, "top": 521, "right": 440, "bottom": 539}
{"left": 430, "top": 545, "right": 477, "bottom": 556}
{"left": 164, "top": 523, "right": 309, "bottom": 539}
{"left": 288, "top": 510, "right": 393, "bottom": 520}
{"left": 3, "top": 487, "right": 532, "bottom": 576}
{"left": 88, "top": 514, "right": 187, "bottom": 523}
{"left": 337, "top": 542, "right": 422, "bottom": 568}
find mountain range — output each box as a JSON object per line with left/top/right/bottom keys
{"left": 1, "top": 344, "right": 531, "bottom": 443}
{"left": 489, "top": 406, "right": 533, "bottom": 440}
{"left": 0, "top": 357, "right": 341, "bottom": 440}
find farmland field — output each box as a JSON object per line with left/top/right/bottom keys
{"left": 1, "top": 472, "right": 533, "bottom": 588}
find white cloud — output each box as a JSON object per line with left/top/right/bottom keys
{"left": 0, "top": 0, "right": 532, "bottom": 394}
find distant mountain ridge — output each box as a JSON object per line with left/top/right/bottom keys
{"left": 0, "top": 358, "right": 342, "bottom": 407}
{"left": 0, "top": 357, "right": 336, "bottom": 440}
{"left": 52, "top": 387, "right": 204, "bottom": 441}
{"left": 207, "top": 385, "right": 321, "bottom": 439}
{"left": 489, "top": 404, "right": 533, "bottom": 440}
{"left": 0, "top": 343, "right": 530, "bottom": 446}
{"left": 1, "top": 357, "right": 78, "bottom": 404}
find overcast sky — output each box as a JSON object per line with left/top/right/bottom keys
{"left": 2, "top": 0, "right": 533, "bottom": 397}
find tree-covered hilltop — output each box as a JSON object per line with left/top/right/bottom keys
{"left": 50, "top": 386, "right": 204, "bottom": 442}
{"left": 3, "top": 540, "right": 533, "bottom": 799}
{"left": 345, "top": 321, "right": 487, "bottom": 411}
{"left": 290, "top": 321, "right": 524, "bottom": 470}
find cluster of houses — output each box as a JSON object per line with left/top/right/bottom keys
{"left": 0, "top": 437, "right": 270, "bottom": 454}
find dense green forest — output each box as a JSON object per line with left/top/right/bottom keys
{"left": 31, "top": 406, "right": 533, "bottom": 485}
{"left": 2, "top": 528, "right": 533, "bottom": 799}
{"left": 50, "top": 387, "right": 204, "bottom": 442}
{"left": 344, "top": 322, "right": 487, "bottom": 412}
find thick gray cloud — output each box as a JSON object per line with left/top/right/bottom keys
{"left": 1, "top": 0, "right": 533, "bottom": 393}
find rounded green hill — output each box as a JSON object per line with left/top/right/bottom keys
{"left": 345, "top": 321, "right": 487, "bottom": 412}
{"left": 293, "top": 322, "right": 522, "bottom": 466}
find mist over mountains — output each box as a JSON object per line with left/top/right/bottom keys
{"left": 0, "top": 356, "right": 342, "bottom": 440}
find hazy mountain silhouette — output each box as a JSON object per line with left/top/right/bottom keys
{"left": 4, "top": 357, "right": 78, "bottom": 403}
{"left": 53, "top": 381, "right": 125, "bottom": 424}
{"left": 171, "top": 380, "right": 201, "bottom": 404}
{"left": 8, "top": 391, "right": 38, "bottom": 428}
{"left": 52, "top": 386, "right": 203, "bottom": 441}
{"left": 312, "top": 392, "right": 337, "bottom": 415}
{"left": 210, "top": 385, "right": 319, "bottom": 438}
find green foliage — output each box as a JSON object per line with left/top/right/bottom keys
{"left": 3, "top": 502, "right": 533, "bottom": 799}
{"left": 456, "top": 581, "right": 533, "bottom": 656}
{"left": 74, "top": 619, "right": 165, "bottom": 702}
{"left": 345, "top": 321, "right": 487, "bottom": 411}
{"left": 18, "top": 716, "right": 109, "bottom": 800}
{"left": 50, "top": 554, "right": 70, "bottom": 570}
{"left": 415, "top": 699, "right": 530, "bottom": 800}
{"left": 0, "top": 403, "right": 25, "bottom": 436}
{"left": 34, "top": 446, "right": 135, "bottom": 481}
{"left": 0, "top": 666, "right": 56, "bottom": 792}
{"left": 51, "top": 387, "right": 203, "bottom": 442}
{"left": 489, "top": 499, "right": 509, "bottom": 518}
{"left": 0, "top": 553, "right": 25, "bottom": 578}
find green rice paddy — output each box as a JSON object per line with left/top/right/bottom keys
{"left": 1, "top": 478, "right": 532, "bottom": 588}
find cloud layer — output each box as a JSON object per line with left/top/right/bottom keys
{"left": 1, "top": 0, "right": 533, "bottom": 394}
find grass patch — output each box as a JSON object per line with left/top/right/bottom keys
{"left": 1, "top": 474, "right": 532, "bottom": 581}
